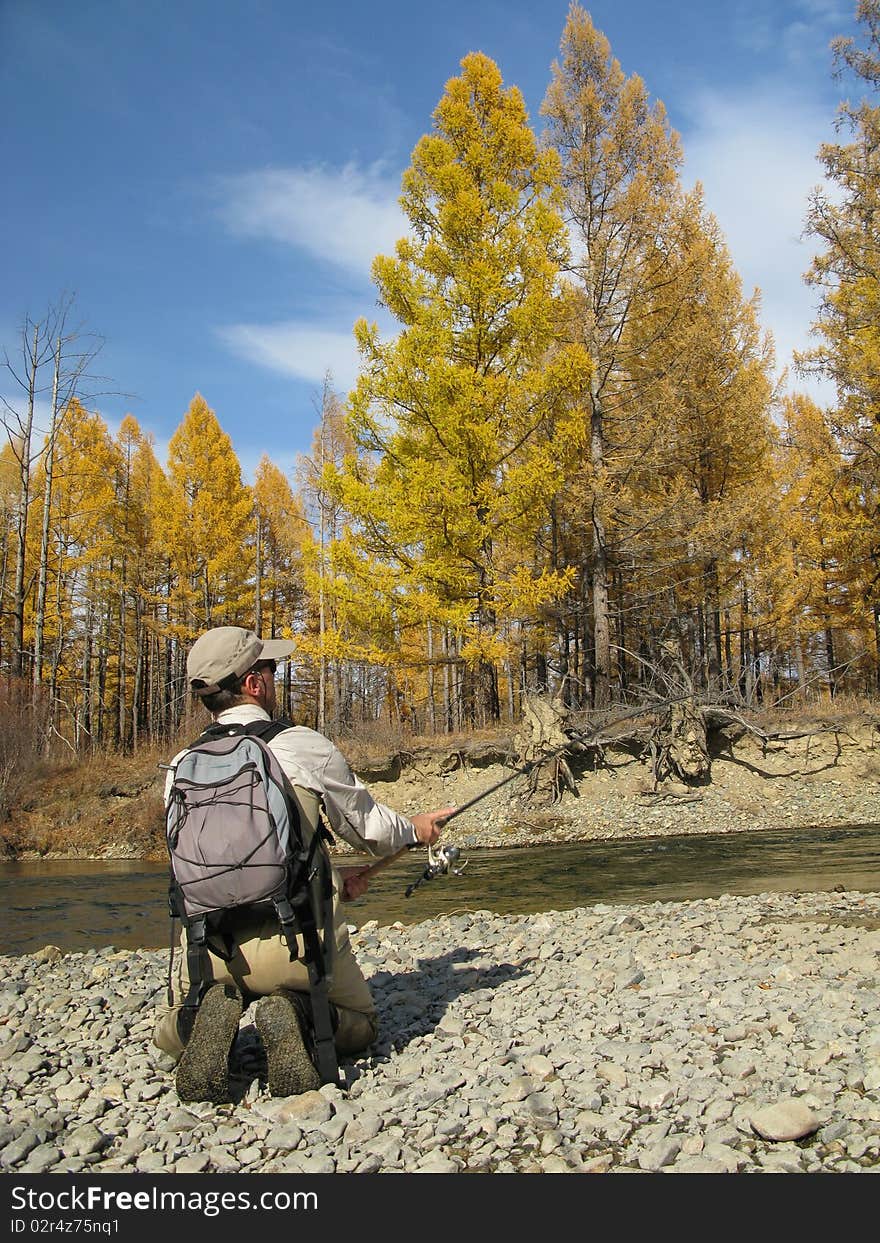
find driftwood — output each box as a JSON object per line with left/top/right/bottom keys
{"left": 509, "top": 694, "right": 877, "bottom": 808}
{"left": 438, "top": 740, "right": 515, "bottom": 774}
{"left": 513, "top": 694, "right": 577, "bottom": 805}
{"left": 647, "top": 699, "right": 711, "bottom": 789}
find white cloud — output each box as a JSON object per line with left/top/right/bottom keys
{"left": 732, "top": 0, "right": 849, "bottom": 61}
{"left": 682, "top": 85, "right": 838, "bottom": 404}
{"left": 215, "top": 163, "right": 408, "bottom": 276}
{"left": 217, "top": 321, "right": 362, "bottom": 391}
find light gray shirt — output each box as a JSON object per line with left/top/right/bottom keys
{"left": 165, "top": 705, "right": 417, "bottom": 857}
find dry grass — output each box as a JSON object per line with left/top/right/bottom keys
{"left": 0, "top": 683, "right": 53, "bottom": 826}
{"left": 749, "top": 693, "right": 879, "bottom": 734}
{"left": 336, "top": 719, "right": 512, "bottom": 768}
{"left": 1, "top": 731, "right": 170, "bottom": 859}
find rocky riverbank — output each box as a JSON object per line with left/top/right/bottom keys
{"left": 2, "top": 711, "right": 878, "bottom": 860}
{"left": 2, "top": 887, "right": 880, "bottom": 1174}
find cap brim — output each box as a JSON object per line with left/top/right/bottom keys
{"left": 259, "top": 638, "right": 295, "bottom": 661}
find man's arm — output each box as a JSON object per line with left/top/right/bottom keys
{"left": 338, "top": 805, "right": 455, "bottom": 900}
{"left": 269, "top": 725, "right": 447, "bottom": 855}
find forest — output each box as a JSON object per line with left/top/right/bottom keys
{"left": 2, "top": 4, "right": 879, "bottom": 773}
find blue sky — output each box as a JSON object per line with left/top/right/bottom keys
{"left": 0, "top": 0, "right": 862, "bottom": 481}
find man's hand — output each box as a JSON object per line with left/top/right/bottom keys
{"left": 410, "top": 806, "right": 456, "bottom": 847}
{"left": 339, "top": 865, "right": 372, "bottom": 902}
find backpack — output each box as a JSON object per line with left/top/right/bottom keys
{"left": 165, "top": 718, "right": 338, "bottom": 1085}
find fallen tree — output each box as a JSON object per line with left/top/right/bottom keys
{"left": 507, "top": 691, "right": 878, "bottom": 806}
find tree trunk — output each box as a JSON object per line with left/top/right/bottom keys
{"left": 794, "top": 630, "right": 806, "bottom": 702}
{"left": 426, "top": 619, "right": 436, "bottom": 734}
{"left": 824, "top": 625, "right": 836, "bottom": 698}
{"left": 703, "top": 559, "right": 722, "bottom": 694}
{"left": 12, "top": 323, "right": 40, "bottom": 681}
{"left": 132, "top": 598, "right": 144, "bottom": 751}
{"left": 752, "top": 626, "right": 763, "bottom": 703}
{"left": 81, "top": 620, "right": 92, "bottom": 747}
{"left": 33, "top": 337, "right": 61, "bottom": 697}
{"left": 118, "top": 573, "right": 128, "bottom": 751}
{"left": 614, "top": 569, "right": 627, "bottom": 695}
{"left": 254, "top": 513, "right": 262, "bottom": 634}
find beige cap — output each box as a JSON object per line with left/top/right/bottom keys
{"left": 187, "top": 626, "right": 295, "bottom": 696}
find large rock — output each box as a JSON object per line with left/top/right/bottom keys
{"left": 750, "top": 1099, "right": 820, "bottom": 1142}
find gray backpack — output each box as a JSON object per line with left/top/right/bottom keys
{"left": 165, "top": 719, "right": 338, "bottom": 1084}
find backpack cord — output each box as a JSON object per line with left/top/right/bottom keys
{"left": 166, "top": 914, "right": 177, "bottom": 1007}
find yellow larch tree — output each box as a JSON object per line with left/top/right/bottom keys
{"left": 0, "top": 440, "right": 20, "bottom": 673}
{"left": 40, "top": 401, "right": 122, "bottom": 746}
{"left": 802, "top": 0, "right": 880, "bottom": 688}
{"left": 626, "top": 193, "right": 778, "bottom": 698}
{"left": 163, "top": 393, "right": 255, "bottom": 638}
{"left": 253, "top": 455, "right": 309, "bottom": 639}
{"left": 296, "top": 377, "right": 368, "bottom": 732}
{"left": 330, "top": 51, "right": 588, "bottom": 727}
{"left": 112, "top": 415, "right": 181, "bottom": 747}
{"left": 776, "top": 393, "right": 872, "bottom": 696}
{"left": 541, "top": 2, "right": 685, "bottom": 708}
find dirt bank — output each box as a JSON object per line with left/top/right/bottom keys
{"left": 2, "top": 712, "right": 878, "bottom": 861}
{"left": 360, "top": 712, "right": 880, "bottom": 849}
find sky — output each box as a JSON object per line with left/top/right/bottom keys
{"left": 0, "top": 0, "right": 865, "bottom": 482}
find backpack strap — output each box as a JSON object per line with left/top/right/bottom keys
{"left": 243, "top": 717, "right": 291, "bottom": 742}
{"left": 243, "top": 719, "right": 337, "bottom": 847}
{"left": 182, "top": 915, "right": 209, "bottom": 1010}
{"left": 185, "top": 720, "right": 246, "bottom": 748}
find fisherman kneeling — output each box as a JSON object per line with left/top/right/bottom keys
{"left": 152, "top": 626, "right": 453, "bottom": 1104}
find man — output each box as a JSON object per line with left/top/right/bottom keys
{"left": 153, "top": 625, "right": 453, "bottom": 1104}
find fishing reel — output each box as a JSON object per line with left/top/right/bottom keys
{"left": 405, "top": 842, "right": 468, "bottom": 898}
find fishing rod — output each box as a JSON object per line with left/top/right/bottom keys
{"left": 357, "top": 694, "right": 690, "bottom": 899}
{"left": 399, "top": 738, "right": 579, "bottom": 897}
{"left": 350, "top": 741, "right": 574, "bottom": 897}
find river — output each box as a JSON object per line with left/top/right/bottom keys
{"left": 1, "top": 822, "right": 879, "bottom": 956}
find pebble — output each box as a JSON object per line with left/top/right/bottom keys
{"left": 1, "top": 889, "right": 880, "bottom": 1174}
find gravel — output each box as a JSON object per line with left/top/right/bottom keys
{"left": 2, "top": 887, "right": 880, "bottom": 1174}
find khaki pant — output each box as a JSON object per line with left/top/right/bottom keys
{"left": 153, "top": 785, "right": 377, "bottom": 1060}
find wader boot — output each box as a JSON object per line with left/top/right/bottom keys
{"left": 255, "top": 990, "right": 323, "bottom": 1097}
{"left": 175, "top": 983, "right": 243, "bottom": 1105}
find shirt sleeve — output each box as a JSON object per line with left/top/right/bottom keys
{"left": 269, "top": 727, "right": 418, "bottom": 856}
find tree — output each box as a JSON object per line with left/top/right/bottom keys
{"left": 776, "top": 393, "right": 873, "bottom": 696}
{"left": 41, "top": 401, "right": 121, "bottom": 746}
{"left": 253, "top": 453, "right": 309, "bottom": 719}
{"left": 802, "top": 0, "right": 880, "bottom": 686}
{"left": 253, "top": 456, "right": 308, "bottom": 636}
{"left": 541, "top": 2, "right": 685, "bottom": 708}
{"left": 627, "top": 193, "right": 778, "bottom": 696}
{"left": 0, "top": 442, "right": 19, "bottom": 672}
{"left": 330, "top": 52, "right": 587, "bottom": 726}
{"left": 163, "top": 394, "right": 255, "bottom": 636}
{"left": 1, "top": 295, "right": 103, "bottom": 680}
{"left": 297, "top": 375, "right": 358, "bottom": 732}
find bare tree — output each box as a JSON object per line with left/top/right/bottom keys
{"left": 2, "top": 294, "right": 106, "bottom": 686}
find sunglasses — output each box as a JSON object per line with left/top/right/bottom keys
{"left": 249, "top": 660, "right": 277, "bottom": 678}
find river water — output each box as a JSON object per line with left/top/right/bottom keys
{"left": 1, "top": 823, "right": 879, "bottom": 956}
